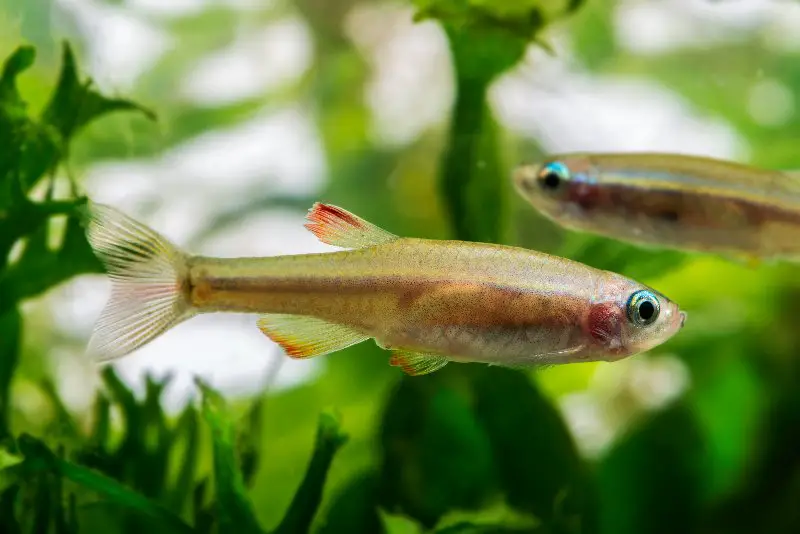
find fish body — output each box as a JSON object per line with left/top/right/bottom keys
{"left": 82, "top": 201, "right": 685, "bottom": 375}
{"left": 513, "top": 152, "right": 800, "bottom": 261}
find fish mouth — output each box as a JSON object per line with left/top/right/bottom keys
{"left": 512, "top": 164, "right": 540, "bottom": 194}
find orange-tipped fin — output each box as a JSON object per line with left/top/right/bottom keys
{"left": 257, "top": 313, "right": 369, "bottom": 359}
{"left": 304, "top": 202, "right": 398, "bottom": 249}
{"left": 389, "top": 350, "right": 449, "bottom": 376}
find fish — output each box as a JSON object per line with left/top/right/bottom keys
{"left": 80, "top": 200, "right": 686, "bottom": 376}
{"left": 513, "top": 152, "right": 800, "bottom": 263}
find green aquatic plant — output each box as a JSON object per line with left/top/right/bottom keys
{"left": 0, "top": 368, "right": 349, "bottom": 534}
{"left": 0, "top": 26, "right": 592, "bottom": 533}
{"left": 0, "top": 42, "right": 351, "bottom": 534}
{"left": 3, "top": 0, "right": 800, "bottom": 533}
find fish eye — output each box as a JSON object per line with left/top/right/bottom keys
{"left": 537, "top": 161, "right": 570, "bottom": 191}
{"left": 626, "top": 290, "right": 660, "bottom": 327}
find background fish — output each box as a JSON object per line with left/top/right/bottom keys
{"left": 81, "top": 201, "right": 685, "bottom": 375}
{"left": 514, "top": 152, "right": 800, "bottom": 262}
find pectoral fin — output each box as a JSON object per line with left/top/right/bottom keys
{"left": 389, "top": 349, "right": 449, "bottom": 376}
{"left": 257, "top": 314, "right": 369, "bottom": 359}
{"left": 494, "top": 344, "right": 588, "bottom": 369}
{"left": 304, "top": 203, "right": 399, "bottom": 249}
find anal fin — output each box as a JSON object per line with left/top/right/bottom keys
{"left": 257, "top": 314, "right": 369, "bottom": 359}
{"left": 389, "top": 349, "right": 449, "bottom": 376}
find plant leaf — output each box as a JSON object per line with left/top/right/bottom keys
{"left": 378, "top": 372, "right": 495, "bottom": 528}
{"left": 274, "top": 410, "right": 349, "bottom": 534}
{"left": 708, "top": 386, "right": 800, "bottom": 533}
{"left": 41, "top": 42, "right": 155, "bottom": 143}
{"left": 315, "top": 471, "right": 384, "bottom": 534}
{"left": 16, "top": 434, "right": 193, "bottom": 534}
{"left": 596, "top": 401, "right": 705, "bottom": 534}
{"left": 40, "top": 379, "right": 79, "bottom": 440}
{"left": 138, "top": 374, "right": 172, "bottom": 499}
{"left": 434, "top": 500, "right": 541, "bottom": 533}
{"left": 0, "top": 204, "right": 103, "bottom": 305}
{"left": 378, "top": 509, "right": 425, "bottom": 534}
{"left": 88, "top": 393, "right": 111, "bottom": 449}
{"left": 437, "top": 28, "right": 523, "bottom": 243}
{"left": 193, "top": 477, "right": 216, "bottom": 534}
{"left": 237, "top": 396, "right": 264, "bottom": 489}
{"left": 167, "top": 406, "right": 200, "bottom": 511}
{"left": 0, "top": 46, "right": 35, "bottom": 108}
{"left": 0, "top": 485, "right": 21, "bottom": 534}
{"left": 0, "top": 308, "right": 21, "bottom": 440}
{"left": 433, "top": 522, "right": 541, "bottom": 534}
{"left": 468, "top": 367, "right": 596, "bottom": 534}
{"left": 197, "top": 379, "right": 264, "bottom": 534}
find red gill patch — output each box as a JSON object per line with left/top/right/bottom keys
{"left": 586, "top": 302, "right": 623, "bottom": 346}
{"left": 568, "top": 182, "right": 601, "bottom": 210}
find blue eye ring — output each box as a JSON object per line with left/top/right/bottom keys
{"left": 627, "top": 290, "right": 660, "bottom": 327}
{"left": 537, "top": 161, "right": 571, "bottom": 190}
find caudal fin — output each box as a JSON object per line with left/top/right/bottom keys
{"left": 82, "top": 202, "right": 194, "bottom": 362}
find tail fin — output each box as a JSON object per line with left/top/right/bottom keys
{"left": 81, "top": 202, "right": 194, "bottom": 362}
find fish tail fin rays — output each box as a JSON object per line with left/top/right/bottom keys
{"left": 304, "top": 202, "right": 399, "bottom": 249}
{"left": 81, "top": 201, "right": 195, "bottom": 363}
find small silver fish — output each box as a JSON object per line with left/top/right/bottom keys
{"left": 514, "top": 152, "right": 800, "bottom": 263}
{"left": 81, "top": 201, "right": 686, "bottom": 375}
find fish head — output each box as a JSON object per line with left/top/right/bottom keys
{"left": 586, "top": 273, "right": 685, "bottom": 361}
{"left": 513, "top": 154, "right": 600, "bottom": 223}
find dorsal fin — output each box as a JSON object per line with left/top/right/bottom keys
{"left": 304, "top": 203, "right": 398, "bottom": 249}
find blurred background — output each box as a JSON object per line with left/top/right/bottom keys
{"left": 4, "top": 0, "right": 800, "bottom": 532}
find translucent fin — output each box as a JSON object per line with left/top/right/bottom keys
{"left": 489, "top": 344, "right": 587, "bottom": 369}
{"left": 743, "top": 255, "right": 762, "bottom": 269}
{"left": 389, "top": 349, "right": 449, "bottom": 376}
{"left": 724, "top": 253, "right": 762, "bottom": 269}
{"left": 780, "top": 170, "right": 800, "bottom": 194}
{"left": 82, "top": 202, "right": 193, "bottom": 362}
{"left": 304, "top": 202, "right": 398, "bottom": 249}
{"left": 257, "top": 313, "right": 369, "bottom": 359}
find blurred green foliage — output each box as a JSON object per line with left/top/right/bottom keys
{"left": 2, "top": 0, "right": 800, "bottom": 533}
{"left": 0, "top": 41, "right": 352, "bottom": 534}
